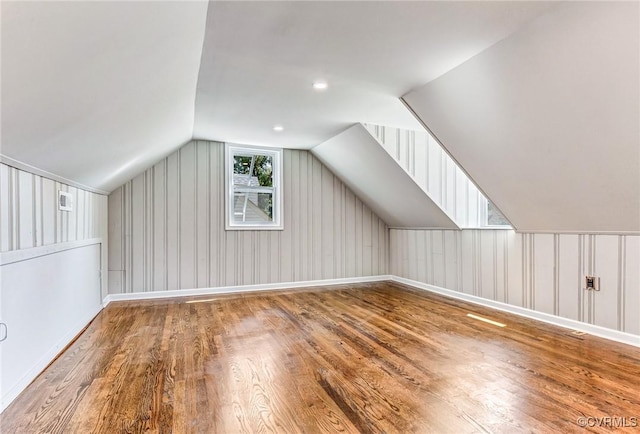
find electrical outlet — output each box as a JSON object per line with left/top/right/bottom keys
{"left": 585, "top": 275, "right": 599, "bottom": 291}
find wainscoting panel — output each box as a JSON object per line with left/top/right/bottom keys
{"left": 108, "top": 141, "right": 389, "bottom": 294}
{"left": 390, "top": 229, "right": 640, "bottom": 336}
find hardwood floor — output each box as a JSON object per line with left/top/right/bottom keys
{"left": 2, "top": 281, "right": 639, "bottom": 433}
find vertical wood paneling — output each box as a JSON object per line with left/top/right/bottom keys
{"left": 506, "top": 231, "right": 524, "bottom": 307}
{"left": 66, "top": 187, "right": 78, "bottom": 243}
{"left": 593, "top": 235, "right": 620, "bottom": 331}
{"left": 460, "top": 231, "right": 475, "bottom": 295}
{"left": 131, "top": 175, "right": 145, "bottom": 292}
{"left": 281, "top": 150, "right": 293, "bottom": 282}
{"left": 41, "top": 178, "right": 55, "bottom": 246}
{"left": 1, "top": 162, "right": 106, "bottom": 253}
{"left": 195, "top": 142, "right": 208, "bottom": 288}
{"left": 179, "top": 145, "right": 196, "bottom": 290}
{"left": 166, "top": 152, "right": 179, "bottom": 291}
{"left": 0, "top": 164, "right": 11, "bottom": 252}
{"left": 321, "top": 164, "right": 334, "bottom": 279}
{"left": 432, "top": 230, "right": 445, "bottom": 287}
{"left": 390, "top": 228, "right": 640, "bottom": 336}
{"left": 152, "top": 163, "right": 166, "bottom": 291}
{"left": 443, "top": 230, "right": 458, "bottom": 291}
{"left": 623, "top": 237, "right": 640, "bottom": 335}
{"left": 363, "top": 124, "right": 495, "bottom": 229}
{"left": 108, "top": 141, "right": 389, "bottom": 294}
{"left": 18, "top": 171, "right": 34, "bottom": 249}
{"left": 479, "top": 231, "right": 495, "bottom": 300}
{"left": 495, "top": 231, "right": 507, "bottom": 303}
{"left": 558, "top": 235, "right": 580, "bottom": 321}
{"left": 533, "top": 234, "right": 555, "bottom": 315}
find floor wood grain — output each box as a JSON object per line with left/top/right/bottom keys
{"left": 2, "top": 281, "right": 639, "bottom": 433}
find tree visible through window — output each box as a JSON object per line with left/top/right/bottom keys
{"left": 226, "top": 144, "right": 283, "bottom": 230}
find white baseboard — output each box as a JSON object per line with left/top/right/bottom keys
{"left": 103, "top": 275, "right": 393, "bottom": 306}
{"left": 103, "top": 274, "right": 640, "bottom": 348}
{"left": 1, "top": 304, "right": 102, "bottom": 413}
{"left": 391, "top": 276, "right": 640, "bottom": 348}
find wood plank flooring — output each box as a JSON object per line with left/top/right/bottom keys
{"left": 2, "top": 281, "right": 639, "bottom": 433}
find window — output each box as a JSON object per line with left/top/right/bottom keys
{"left": 486, "top": 201, "right": 511, "bottom": 226}
{"left": 225, "top": 144, "right": 283, "bottom": 230}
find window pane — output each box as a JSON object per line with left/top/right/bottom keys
{"left": 233, "top": 192, "right": 274, "bottom": 223}
{"left": 233, "top": 156, "right": 252, "bottom": 175}
{"left": 232, "top": 154, "right": 273, "bottom": 188}
{"left": 251, "top": 155, "right": 273, "bottom": 187}
{"left": 487, "top": 202, "right": 510, "bottom": 226}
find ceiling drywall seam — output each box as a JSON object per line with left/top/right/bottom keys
{"left": 190, "top": 1, "right": 211, "bottom": 142}
{"left": 399, "top": 98, "right": 516, "bottom": 231}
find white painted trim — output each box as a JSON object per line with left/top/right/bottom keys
{"left": 103, "top": 275, "right": 392, "bottom": 306}
{"left": 0, "top": 238, "right": 103, "bottom": 266}
{"left": 224, "top": 143, "right": 284, "bottom": 231}
{"left": 102, "top": 274, "right": 639, "bottom": 348}
{"left": 390, "top": 227, "right": 514, "bottom": 231}
{"left": 391, "top": 276, "right": 640, "bottom": 348}
{"left": 388, "top": 227, "right": 463, "bottom": 230}
{"left": 516, "top": 230, "right": 640, "bottom": 236}
{"left": 0, "top": 155, "right": 109, "bottom": 195}
{"left": 0, "top": 304, "right": 102, "bottom": 412}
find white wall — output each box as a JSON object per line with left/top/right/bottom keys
{"left": 391, "top": 229, "right": 640, "bottom": 337}
{"left": 108, "top": 140, "right": 389, "bottom": 294}
{"left": 364, "top": 124, "right": 495, "bottom": 228}
{"left": 403, "top": 2, "right": 640, "bottom": 233}
{"left": 0, "top": 162, "right": 107, "bottom": 411}
{"left": 1, "top": 243, "right": 103, "bottom": 411}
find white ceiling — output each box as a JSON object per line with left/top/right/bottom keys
{"left": 1, "top": 1, "right": 208, "bottom": 192}
{"left": 194, "top": 1, "right": 555, "bottom": 149}
{"left": 1, "top": 1, "right": 554, "bottom": 192}
{"left": 404, "top": 1, "right": 640, "bottom": 232}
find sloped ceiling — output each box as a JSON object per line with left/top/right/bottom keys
{"left": 1, "top": 1, "right": 553, "bottom": 192}
{"left": 403, "top": 2, "right": 640, "bottom": 233}
{"left": 312, "top": 125, "right": 458, "bottom": 229}
{"left": 193, "top": 1, "right": 554, "bottom": 149}
{"left": 1, "top": 1, "right": 208, "bottom": 192}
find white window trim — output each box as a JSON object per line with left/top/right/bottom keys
{"left": 225, "top": 143, "right": 284, "bottom": 231}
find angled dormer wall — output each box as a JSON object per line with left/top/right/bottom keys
{"left": 363, "top": 124, "right": 510, "bottom": 228}
{"left": 403, "top": 1, "right": 640, "bottom": 234}
{"left": 312, "top": 124, "right": 459, "bottom": 229}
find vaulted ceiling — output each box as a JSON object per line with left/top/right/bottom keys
{"left": 1, "top": 1, "right": 638, "bottom": 232}
{"left": 1, "top": 1, "right": 553, "bottom": 192}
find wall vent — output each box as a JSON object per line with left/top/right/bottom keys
{"left": 58, "top": 190, "right": 73, "bottom": 212}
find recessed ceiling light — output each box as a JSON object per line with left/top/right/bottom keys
{"left": 273, "top": 125, "right": 284, "bottom": 132}
{"left": 313, "top": 81, "right": 328, "bottom": 90}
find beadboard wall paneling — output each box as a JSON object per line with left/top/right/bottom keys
{"left": 390, "top": 229, "right": 640, "bottom": 336}
{"left": 364, "top": 124, "right": 493, "bottom": 228}
{"left": 0, "top": 163, "right": 107, "bottom": 253}
{"left": 108, "top": 141, "right": 389, "bottom": 294}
